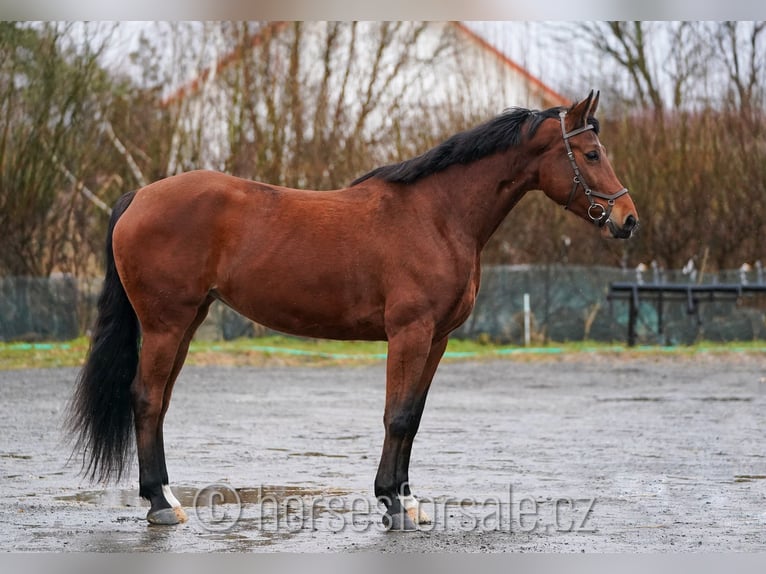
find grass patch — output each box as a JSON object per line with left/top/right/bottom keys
{"left": 0, "top": 335, "right": 763, "bottom": 371}
{"left": 0, "top": 338, "right": 91, "bottom": 370}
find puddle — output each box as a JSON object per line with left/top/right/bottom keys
{"left": 598, "top": 397, "right": 665, "bottom": 402}
{"left": 601, "top": 395, "right": 754, "bottom": 403}
{"left": 55, "top": 485, "right": 353, "bottom": 507}
{"left": 288, "top": 452, "right": 348, "bottom": 458}
{"left": 734, "top": 475, "right": 766, "bottom": 482}
{"left": 54, "top": 484, "right": 370, "bottom": 545}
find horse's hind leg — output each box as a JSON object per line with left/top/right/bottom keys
{"left": 131, "top": 302, "right": 207, "bottom": 525}
{"left": 154, "top": 296, "right": 215, "bottom": 523}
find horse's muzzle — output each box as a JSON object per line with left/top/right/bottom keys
{"left": 606, "top": 214, "right": 639, "bottom": 239}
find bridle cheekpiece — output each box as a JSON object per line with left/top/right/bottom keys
{"left": 559, "top": 110, "right": 629, "bottom": 227}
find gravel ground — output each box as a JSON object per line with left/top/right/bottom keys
{"left": 1, "top": 355, "right": 765, "bottom": 552}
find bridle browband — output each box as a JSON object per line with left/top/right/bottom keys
{"left": 559, "top": 110, "right": 629, "bottom": 227}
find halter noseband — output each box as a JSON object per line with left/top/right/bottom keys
{"left": 559, "top": 111, "right": 629, "bottom": 227}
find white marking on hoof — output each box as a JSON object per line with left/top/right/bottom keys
{"left": 163, "top": 485, "right": 188, "bottom": 523}
{"left": 162, "top": 484, "right": 181, "bottom": 507}
{"left": 400, "top": 494, "right": 431, "bottom": 525}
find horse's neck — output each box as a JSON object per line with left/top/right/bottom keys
{"left": 425, "top": 152, "right": 535, "bottom": 250}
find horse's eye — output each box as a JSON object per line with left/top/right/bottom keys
{"left": 585, "top": 150, "right": 600, "bottom": 161}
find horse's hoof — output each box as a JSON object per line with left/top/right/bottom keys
{"left": 408, "top": 506, "right": 432, "bottom": 525}
{"left": 414, "top": 508, "right": 433, "bottom": 524}
{"left": 147, "top": 507, "right": 181, "bottom": 526}
{"left": 173, "top": 506, "right": 189, "bottom": 523}
{"left": 384, "top": 511, "right": 419, "bottom": 532}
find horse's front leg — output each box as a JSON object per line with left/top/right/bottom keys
{"left": 395, "top": 335, "right": 447, "bottom": 526}
{"left": 375, "top": 321, "right": 444, "bottom": 531}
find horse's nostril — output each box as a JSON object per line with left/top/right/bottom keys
{"left": 624, "top": 214, "right": 637, "bottom": 230}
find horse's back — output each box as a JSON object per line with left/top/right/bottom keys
{"left": 126, "top": 170, "right": 279, "bottom": 214}
{"left": 115, "top": 170, "right": 302, "bottom": 248}
{"left": 111, "top": 170, "right": 393, "bottom": 338}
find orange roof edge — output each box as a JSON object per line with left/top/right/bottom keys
{"left": 161, "top": 21, "right": 288, "bottom": 108}
{"left": 162, "top": 21, "right": 571, "bottom": 109}
{"left": 450, "top": 22, "right": 571, "bottom": 108}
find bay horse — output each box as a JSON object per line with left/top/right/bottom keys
{"left": 68, "top": 91, "right": 638, "bottom": 531}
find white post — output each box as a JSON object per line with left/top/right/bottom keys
{"left": 523, "top": 293, "right": 531, "bottom": 347}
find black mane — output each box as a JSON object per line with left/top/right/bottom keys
{"left": 351, "top": 105, "right": 599, "bottom": 186}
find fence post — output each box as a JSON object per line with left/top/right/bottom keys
{"left": 523, "top": 293, "right": 531, "bottom": 347}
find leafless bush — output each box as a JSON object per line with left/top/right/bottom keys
{"left": 0, "top": 23, "right": 114, "bottom": 276}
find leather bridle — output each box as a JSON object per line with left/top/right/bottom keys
{"left": 559, "top": 110, "right": 629, "bottom": 227}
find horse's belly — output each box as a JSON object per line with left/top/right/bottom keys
{"left": 213, "top": 285, "right": 388, "bottom": 341}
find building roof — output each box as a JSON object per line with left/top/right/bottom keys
{"left": 450, "top": 22, "right": 570, "bottom": 108}
{"left": 162, "top": 21, "right": 570, "bottom": 109}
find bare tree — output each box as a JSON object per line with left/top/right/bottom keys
{"left": 574, "top": 22, "right": 722, "bottom": 113}
{"left": 663, "top": 22, "right": 712, "bottom": 109}
{"left": 164, "top": 22, "right": 449, "bottom": 189}
{"left": 0, "top": 22, "right": 114, "bottom": 276}
{"left": 710, "top": 21, "right": 766, "bottom": 114}
{"left": 579, "top": 21, "right": 665, "bottom": 114}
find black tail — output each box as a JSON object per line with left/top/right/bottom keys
{"left": 67, "top": 191, "right": 139, "bottom": 483}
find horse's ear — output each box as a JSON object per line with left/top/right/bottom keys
{"left": 589, "top": 90, "right": 600, "bottom": 117}
{"left": 566, "top": 90, "right": 595, "bottom": 130}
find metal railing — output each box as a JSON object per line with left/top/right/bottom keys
{"left": 608, "top": 262, "right": 766, "bottom": 346}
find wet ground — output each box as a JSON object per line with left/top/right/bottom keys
{"left": 1, "top": 356, "right": 765, "bottom": 552}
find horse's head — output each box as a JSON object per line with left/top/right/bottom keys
{"left": 537, "top": 91, "right": 638, "bottom": 239}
